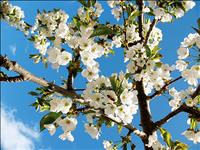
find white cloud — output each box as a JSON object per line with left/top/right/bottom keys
{"left": 9, "top": 45, "right": 16, "bottom": 55}
{"left": 1, "top": 106, "right": 40, "bottom": 150}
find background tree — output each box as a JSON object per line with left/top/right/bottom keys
{"left": 1, "top": 0, "right": 200, "bottom": 149}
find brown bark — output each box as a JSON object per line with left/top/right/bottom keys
{"left": 0, "top": 55, "right": 79, "bottom": 98}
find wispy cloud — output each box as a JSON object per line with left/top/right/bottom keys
{"left": 1, "top": 106, "right": 40, "bottom": 150}
{"left": 9, "top": 45, "right": 17, "bottom": 55}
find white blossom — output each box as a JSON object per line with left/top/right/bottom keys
{"left": 176, "top": 60, "right": 188, "bottom": 71}
{"left": 184, "top": 1, "right": 196, "bottom": 11}
{"left": 44, "top": 124, "right": 56, "bottom": 135}
{"left": 84, "top": 124, "right": 100, "bottom": 139}
{"left": 177, "top": 47, "right": 189, "bottom": 59}
{"left": 111, "top": 7, "right": 122, "bottom": 21}
{"left": 50, "top": 97, "right": 72, "bottom": 114}
{"left": 182, "top": 65, "right": 200, "bottom": 86}
{"left": 58, "top": 117, "right": 77, "bottom": 132}
{"left": 59, "top": 131, "right": 74, "bottom": 142}
{"left": 103, "top": 140, "right": 113, "bottom": 150}
{"left": 182, "top": 130, "right": 200, "bottom": 144}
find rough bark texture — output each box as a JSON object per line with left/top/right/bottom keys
{"left": 136, "top": 80, "right": 154, "bottom": 150}
{"left": 0, "top": 55, "right": 79, "bottom": 98}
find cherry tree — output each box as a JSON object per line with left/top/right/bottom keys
{"left": 1, "top": 0, "right": 200, "bottom": 149}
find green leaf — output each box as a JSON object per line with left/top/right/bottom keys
{"left": 28, "top": 36, "right": 36, "bottom": 42}
{"left": 109, "top": 49, "right": 115, "bottom": 55}
{"left": 73, "top": 17, "right": 81, "bottom": 28}
{"left": 78, "top": 0, "right": 88, "bottom": 7}
{"left": 29, "top": 54, "right": 38, "bottom": 59}
{"left": 155, "top": 62, "right": 162, "bottom": 68}
{"left": 194, "top": 95, "right": 200, "bottom": 104}
{"left": 110, "top": 76, "right": 117, "bottom": 91}
{"left": 40, "top": 112, "right": 61, "bottom": 132}
{"left": 197, "top": 18, "right": 200, "bottom": 29}
{"left": 129, "top": 11, "right": 141, "bottom": 20}
{"left": 90, "top": 25, "right": 117, "bottom": 38}
{"left": 47, "top": 36, "right": 55, "bottom": 41}
{"left": 28, "top": 91, "right": 39, "bottom": 96}
{"left": 125, "top": 73, "right": 132, "bottom": 79}
{"left": 173, "top": 141, "right": 188, "bottom": 150}
{"left": 90, "top": 0, "right": 96, "bottom": 6}
{"left": 117, "top": 124, "right": 123, "bottom": 133}
{"left": 40, "top": 104, "right": 50, "bottom": 112}
{"left": 190, "top": 118, "right": 197, "bottom": 130}
{"left": 159, "top": 128, "right": 173, "bottom": 147}
{"left": 153, "top": 53, "right": 163, "bottom": 61}
{"left": 145, "top": 45, "right": 151, "bottom": 57}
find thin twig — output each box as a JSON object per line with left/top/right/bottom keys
{"left": 76, "top": 106, "right": 146, "bottom": 139}
{"left": 147, "top": 76, "right": 182, "bottom": 100}
{"left": 143, "top": 19, "right": 157, "bottom": 47}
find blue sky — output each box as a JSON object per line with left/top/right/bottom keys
{"left": 1, "top": 1, "right": 200, "bottom": 150}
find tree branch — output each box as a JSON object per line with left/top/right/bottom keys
{"left": 147, "top": 76, "right": 182, "bottom": 100}
{"left": 66, "top": 52, "right": 80, "bottom": 90}
{"left": 143, "top": 19, "right": 158, "bottom": 47}
{"left": 191, "top": 84, "right": 200, "bottom": 99}
{"left": 0, "top": 75, "right": 25, "bottom": 82}
{"left": 136, "top": 0, "right": 144, "bottom": 43}
{"left": 121, "top": 4, "right": 128, "bottom": 48}
{"left": 0, "top": 55, "right": 80, "bottom": 98}
{"left": 135, "top": 79, "right": 154, "bottom": 150}
{"left": 153, "top": 85, "right": 200, "bottom": 131}
{"left": 153, "top": 103, "right": 200, "bottom": 131}
{"left": 76, "top": 106, "right": 146, "bottom": 139}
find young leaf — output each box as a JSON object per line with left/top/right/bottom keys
{"left": 173, "top": 141, "right": 188, "bottom": 150}
{"left": 198, "top": 18, "right": 200, "bottom": 29}
{"left": 159, "top": 128, "right": 173, "bottom": 147}
{"left": 40, "top": 112, "right": 61, "bottom": 132}
{"left": 145, "top": 45, "right": 152, "bottom": 57}
{"left": 47, "top": 36, "right": 55, "bottom": 41}
{"left": 78, "top": 0, "right": 88, "bottom": 7}
{"left": 28, "top": 91, "right": 39, "bottom": 96}
{"left": 190, "top": 118, "right": 197, "bottom": 130}
{"left": 117, "top": 124, "right": 123, "bottom": 133}
{"left": 90, "top": 25, "right": 117, "bottom": 38}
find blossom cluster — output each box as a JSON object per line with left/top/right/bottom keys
{"left": 125, "top": 42, "right": 174, "bottom": 95}
{"left": 146, "top": 132, "right": 164, "bottom": 149}
{"left": 2, "top": 0, "right": 199, "bottom": 149}
{"left": 182, "top": 130, "right": 200, "bottom": 144}
{"left": 82, "top": 73, "right": 138, "bottom": 127}
{"left": 168, "top": 86, "right": 196, "bottom": 110}
{"left": 182, "top": 118, "right": 200, "bottom": 144}
{"left": 76, "top": 3, "right": 112, "bottom": 81}
{"left": 44, "top": 96, "right": 78, "bottom": 142}
{"left": 148, "top": 0, "right": 196, "bottom": 22}
{"left": 176, "top": 33, "right": 200, "bottom": 86}
{"left": 30, "top": 9, "right": 71, "bottom": 63}
{"left": 108, "top": 1, "right": 196, "bottom": 23}
{"left": 78, "top": 26, "right": 105, "bottom": 81}
{"left": 0, "top": 1, "right": 29, "bottom": 34}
